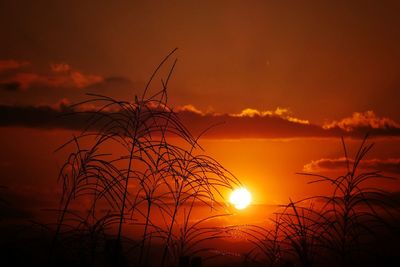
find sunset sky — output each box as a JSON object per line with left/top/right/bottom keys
{"left": 1, "top": 0, "right": 400, "bottom": 222}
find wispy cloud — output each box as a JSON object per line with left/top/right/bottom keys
{"left": 0, "top": 102, "right": 326, "bottom": 138}
{"left": 323, "top": 111, "right": 400, "bottom": 132}
{"left": 303, "top": 157, "right": 400, "bottom": 174}
{"left": 0, "top": 60, "right": 30, "bottom": 72}
{"left": 176, "top": 105, "right": 327, "bottom": 139}
{"left": 1, "top": 95, "right": 400, "bottom": 139}
{"left": 230, "top": 107, "right": 310, "bottom": 125}
{"left": 175, "top": 104, "right": 205, "bottom": 115}
{"left": 0, "top": 61, "right": 103, "bottom": 91}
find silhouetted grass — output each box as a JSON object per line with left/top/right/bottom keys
{"left": 51, "top": 49, "right": 241, "bottom": 266}
{"left": 243, "top": 135, "right": 400, "bottom": 267}
{"left": 298, "top": 135, "right": 399, "bottom": 266}
{"left": 2, "top": 51, "right": 399, "bottom": 267}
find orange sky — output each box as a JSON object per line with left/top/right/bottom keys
{"left": 1, "top": 126, "right": 399, "bottom": 224}
{"left": 1, "top": 1, "right": 400, "bottom": 121}
{"left": 1, "top": 0, "right": 400, "bottom": 223}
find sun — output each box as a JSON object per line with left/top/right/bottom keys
{"left": 229, "top": 188, "right": 252, "bottom": 210}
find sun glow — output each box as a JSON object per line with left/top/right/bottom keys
{"left": 229, "top": 188, "right": 252, "bottom": 210}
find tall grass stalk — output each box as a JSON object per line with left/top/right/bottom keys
{"left": 53, "top": 49, "right": 241, "bottom": 266}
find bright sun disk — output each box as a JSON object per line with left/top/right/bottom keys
{"left": 229, "top": 188, "right": 252, "bottom": 210}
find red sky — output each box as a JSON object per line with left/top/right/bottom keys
{"left": 1, "top": 0, "right": 400, "bottom": 222}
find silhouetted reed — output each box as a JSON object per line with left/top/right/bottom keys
{"left": 52, "top": 49, "right": 241, "bottom": 266}
{"left": 298, "top": 135, "right": 398, "bottom": 266}
{"left": 23, "top": 50, "right": 398, "bottom": 267}
{"left": 243, "top": 135, "right": 399, "bottom": 267}
{"left": 224, "top": 221, "right": 283, "bottom": 267}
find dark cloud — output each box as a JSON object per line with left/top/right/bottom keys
{"left": 0, "top": 104, "right": 89, "bottom": 130}
{"left": 1, "top": 102, "right": 400, "bottom": 139}
{"left": 0, "top": 103, "right": 328, "bottom": 138}
{"left": 177, "top": 108, "right": 400, "bottom": 139}
{"left": 0, "top": 185, "right": 59, "bottom": 221}
{"left": 0, "top": 82, "right": 20, "bottom": 91}
{"left": 177, "top": 110, "right": 338, "bottom": 139}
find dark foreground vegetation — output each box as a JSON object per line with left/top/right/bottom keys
{"left": 1, "top": 51, "right": 399, "bottom": 266}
